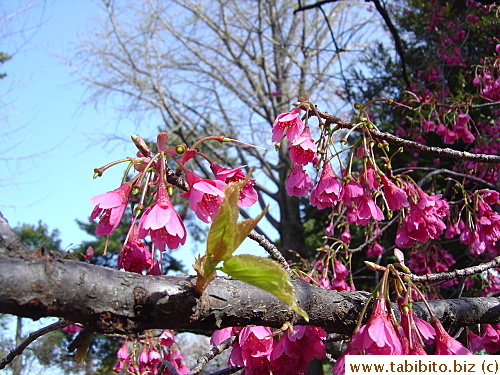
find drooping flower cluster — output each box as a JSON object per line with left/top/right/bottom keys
{"left": 395, "top": 186, "right": 449, "bottom": 248}
{"left": 456, "top": 190, "right": 500, "bottom": 257}
{"left": 333, "top": 267, "right": 471, "bottom": 375}
{"left": 89, "top": 133, "right": 258, "bottom": 275}
{"left": 210, "top": 325, "right": 326, "bottom": 375}
{"left": 308, "top": 251, "right": 354, "bottom": 292}
{"left": 113, "top": 330, "right": 189, "bottom": 375}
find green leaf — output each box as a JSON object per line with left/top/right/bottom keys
{"left": 205, "top": 179, "right": 243, "bottom": 263}
{"left": 196, "top": 168, "right": 267, "bottom": 294}
{"left": 221, "top": 254, "right": 309, "bottom": 321}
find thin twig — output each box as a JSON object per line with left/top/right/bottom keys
{"left": 248, "top": 230, "right": 292, "bottom": 274}
{"left": 372, "top": 256, "right": 500, "bottom": 283}
{"left": 189, "top": 334, "right": 238, "bottom": 375}
{"left": 0, "top": 320, "right": 71, "bottom": 370}
{"left": 157, "top": 359, "right": 180, "bottom": 375}
{"left": 410, "top": 256, "right": 500, "bottom": 283}
{"left": 314, "top": 110, "right": 500, "bottom": 164}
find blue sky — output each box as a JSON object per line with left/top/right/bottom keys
{"left": 1, "top": 0, "right": 268, "bottom": 270}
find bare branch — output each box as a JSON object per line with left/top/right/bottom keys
{"left": 189, "top": 334, "right": 238, "bottom": 375}
{"left": 248, "top": 230, "right": 292, "bottom": 274}
{"left": 0, "top": 319, "right": 71, "bottom": 370}
{"left": 316, "top": 110, "right": 500, "bottom": 164}
{"left": 409, "top": 256, "right": 500, "bottom": 284}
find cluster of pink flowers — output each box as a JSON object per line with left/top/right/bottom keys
{"left": 408, "top": 246, "right": 455, "bottom": 285}
{"left": 333, "top": 295, "right": 471, "bottom": 375}
{"left": 90, "top": 134, "right": 258, "bottom": 275}
{"left": 473, "top": 44, "right": 500, "bottom": 102}
{"left": 211, "top": 325, "right": 326, "bottom": 375}
{"left": 445, "top": 190, "right": 500, "bottom": 258}
{"left": 114, "top": 330, "right": 189, "bottom": 375}
{"left": 395, "top": 186, "right": 449, "bottom": 248}
{"left": 468, "top": 324, "right": 500, "bottom": 354}
{"left": 308, "top": 252, "right": 354, "bottom": 292}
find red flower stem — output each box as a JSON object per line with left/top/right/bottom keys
{"left": 93, "top": 158, "right": 134, "bottom": 178}
{"left": 224, "top": 138, "right": 267, "bottom": 151}
{"left": 412, "top": 286, "right": 436, "bottom": 320}
{"left": 190, "top": 136, "right": 225, "bottom": 149}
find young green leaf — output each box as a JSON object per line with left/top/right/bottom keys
{"left": 221, "top": 254, "right": 309, "bottom": 321}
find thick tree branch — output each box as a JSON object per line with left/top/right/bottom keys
{"left": 1, "top": 251, "right": 499, "bottom": 336}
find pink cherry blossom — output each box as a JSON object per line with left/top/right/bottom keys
{"left": 285, "top": 164, "right": 313, "bottom": 197}
{"left": 90, "top": 182, "right": 131, "bottom": 236}
{"left": 61, "top": 324, "right": 82, "bottom": 335}
{"left": 380, "top": 175, "right": 409, "bottom": 210}
{"left": 432, "top": 318, "right": 471, "bottom": 355}
{"left": 350, "top": 297, "right": 403, "bottom": 355}
{"left": 467, "top": 330, "right": 484, "bottom": 353}
{"left": 210, "top": 327, "right": 238, "bottom": 346}
{"left": 159, "top": 330, "right": 175, "bottom": 347}
{"left": 355, "top": 190, "right": 384, "bottom": 224}
{"left": 180, "top": 171, "right": 226, "bottom": 223}
{"left": 342, "top": 180, "right": 364, "bottom": 204}
{"left": 482, "top": 324, "right": 500, "bottom": 354}
{"left": 210, "top": 163, "right": 258, "bottom": 207}
{"left": 454, "top": 112, "right": 475, "bottom": 143}
{"left": 310, "top": 163, "right": 343, "bottom": 209}
{"left": 360, "top": 164, "right": 379, "bottom": 189}
{"left": 272, "top": 108, "right": 305, "bottom": 143}
{"left": 399, "top": 304, "right": 431, "bottom": 355}
{"left": 396, "top": 187, "right": 449, "bottom": 247}
{"left": 229, "top": 326, "right": 275, "bottom": 374}
{"left": 138, "top": 184, "right": 186, "bottom": 250}
{"left": 333, "top": 296, "right": 402, "bottom": 374}
{"left": 270, "top": 326, "right": 326, "bottom": 375}
{"left": 367, "top": 242, "right": 384, "bottom": 257}
{"left": 289, "top": 127, "right": 317, "bottom": 165}
{"left": 340, "top": 229, "right": 351, "bottom": 243}
{"left": 118, "top": 225, "right": 153, "bottom": 274}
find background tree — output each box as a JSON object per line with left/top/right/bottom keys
{"left": 69, "top": 0, "right": 382, "bottom": 259}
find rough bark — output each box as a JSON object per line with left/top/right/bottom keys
{"left": 1, "top": 250, "right": 500, "bottom": 336}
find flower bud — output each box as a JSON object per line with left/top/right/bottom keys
{"left": 175, "top": 145, "right": 186, "bottom": 154}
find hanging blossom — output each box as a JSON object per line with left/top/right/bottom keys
{"left": 432, "top": 318, "right": 472, "bottom": 355}
{"left": 396, "top": 186, "right": 449, "bottom": 248}
{"left": 211, "top": 325, "right": 325, "bottom": 375}
{"left": 211, "top": 326, "right": 275, "bottom": 375}
{"left": 210, "top": 163, "right": 258, "bottom": 207}
{"left": 180, "top": 171, "right": 226, "bottom": 223}
{"left": 380, "top": 174, "right": 409, "bottom": 211}
{"left": 90, "top": 182, "right": 131, "bottom": 236}
{"left": 481, "top": 324, "right": 500, "bottom": 354}
{"left": 310, "top": 254, "right": 353, "bottom": 292}
{"left": 138, "top": 183, "right": 187, "bottom": 251}
{"left": 408, "top": 246, "right": 455, "bottom": 284}
{"left": 333, "top": 296, "right": 403, "bottom": 375}
{"left": 462, "top": 190, "right": 500, "bottom": 257}
{"left": 118, "top": 224, "right": 158, "bottom": 275}
{"left": 114, "top": 330, "right": 189, "bottom": 375}
{"left": 270, "top": 326, "right": 326, "bottom": 375}
{"left": 286, "top": 163, "right": 313, "bottom": 197}
{"left": 310, "top": 163, "right": 343, "bottom": 209}
{"left": 289, "top": 127, "right": 317, "bottom": 165}
{"left": 271, "top": 108, "right": 305, "bottom": 143}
